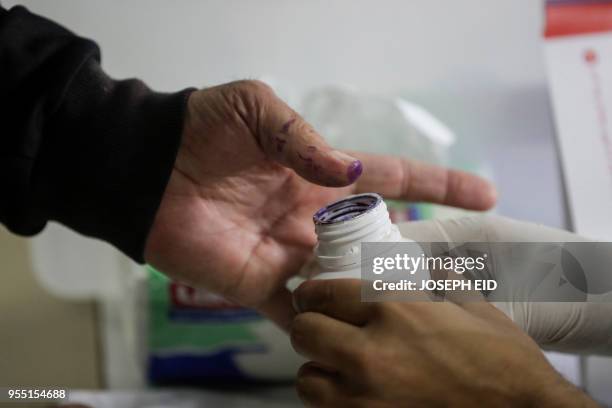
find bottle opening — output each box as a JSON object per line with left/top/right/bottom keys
{"left": 313, "top": 193, "right": 382, "bottom": 225}
{"left": 311, "top": 192, "right": 404, "bottom": 277}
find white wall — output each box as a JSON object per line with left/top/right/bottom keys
{"left": 6, "top": 0, "right": 546, "bottom": 95}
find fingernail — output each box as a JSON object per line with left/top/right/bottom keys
{"left": 347, "top": 160, "right": 363, "bottom": 183}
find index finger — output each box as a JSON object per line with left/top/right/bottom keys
{"left": 348, "top": 151, "right": 497, "bottom": 211}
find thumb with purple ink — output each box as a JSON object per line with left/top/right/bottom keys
{"left": 260, "top": 88, "right": 363, "bottom": 187}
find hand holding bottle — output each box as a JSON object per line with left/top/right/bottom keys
{"left": 291, "top": 278, "right": 597, "bottom": 407}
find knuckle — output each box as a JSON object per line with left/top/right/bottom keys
{"left": 224, "top": 80, "right": 278, "bottom": 136}
{"left": 385, "top": 158, "right": 406, "bottom": 190}
{"left": 232, "top": 79, "right": 273, "bottom": 97}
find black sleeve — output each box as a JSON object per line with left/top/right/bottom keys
{"left": 0, "top": 5, "right": 194, "bottom": 262}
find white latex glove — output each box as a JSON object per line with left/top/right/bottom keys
{"left": 397, "top": 215, "right": 612, "bottom": 355}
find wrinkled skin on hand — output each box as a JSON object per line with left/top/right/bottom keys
{"left": 291, "top": 279, "right": 598, "bottom": 408}
{"left": 144, "top": 80, "right": 496, "bottom": 330}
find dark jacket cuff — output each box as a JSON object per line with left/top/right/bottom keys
{"left": 37, "top": 59, "right": 195, "bottom": 262}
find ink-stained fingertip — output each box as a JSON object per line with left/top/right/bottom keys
{"left": 347, "top": 160, "right": 363, "bottom": 183}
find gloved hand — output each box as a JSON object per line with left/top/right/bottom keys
{"left": 397, "top": 215, "right": 612, "bottom": 355}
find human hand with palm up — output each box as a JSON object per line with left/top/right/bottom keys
{"left": 144, "top": 80, "right": 496, "bottom": 330}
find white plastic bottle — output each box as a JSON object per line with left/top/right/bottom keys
{"left": 309, "top": 192, "right": 422, "bottom": 281}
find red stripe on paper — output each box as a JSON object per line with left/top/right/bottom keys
{"left": 545, "top": 2, "right": 612, "bottom": 38}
